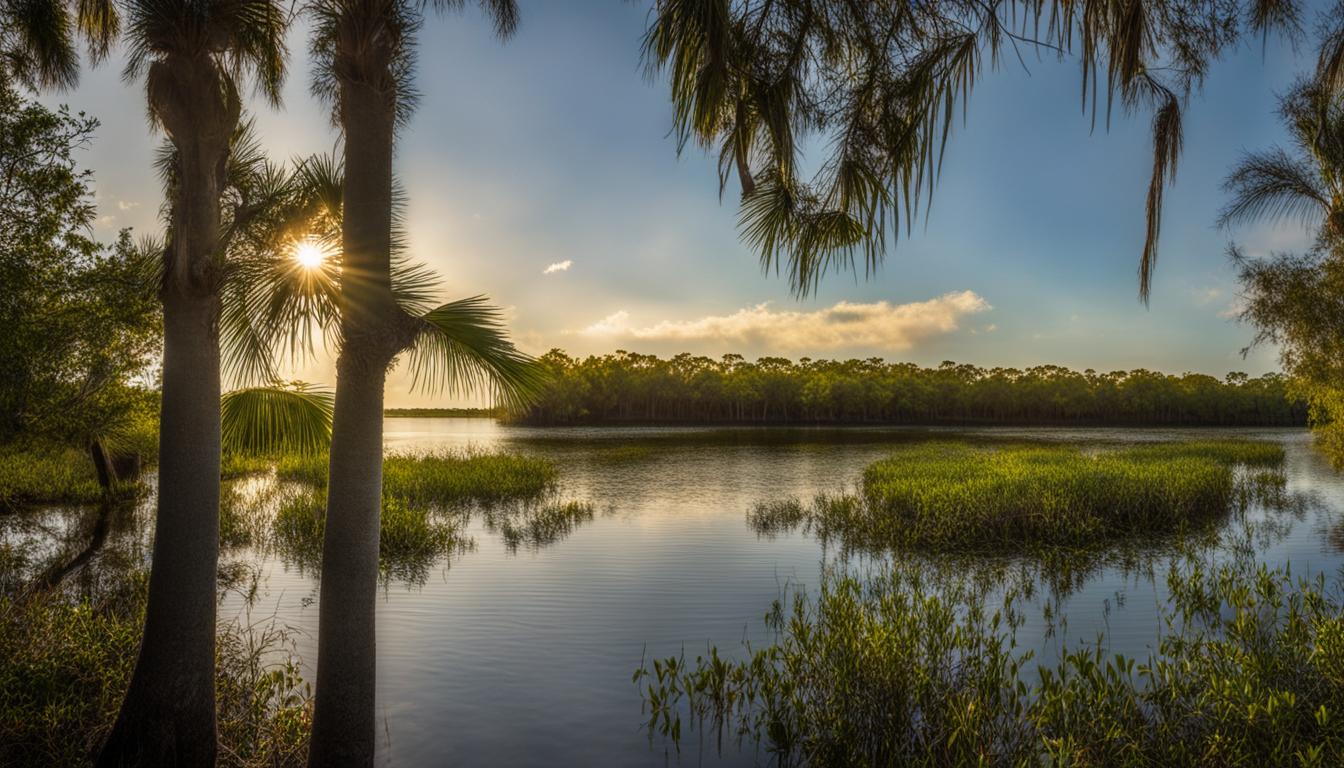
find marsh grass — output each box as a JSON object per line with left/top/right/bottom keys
{"left": 0, "top": 445, "right": 120, "bottom": 511}
{"left": 269, "top": 487, "right": 472, "bottom": 582}
{"left": 0, "top": 575, "right": 309, "bottom": 767}
{"left": 489, "top": 500, "right": 596, "bottom": 552}
{"left": 638, "top": 555, "right": 1344, "bottom": 767}
{"left": 755, "top": 440, "right": 1286, "bottom": 552}
{"left": 255, "top": 449, "right": 557, "bottom": 507}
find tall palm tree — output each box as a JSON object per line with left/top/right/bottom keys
{"left": 97, "top": 3, "right": 287, "bottom": 764}
{"left": 0, "top": 0, "right": 117, "bottom": 89}
{"left": 1222, "top": 75, "right": 1344, "bottom": 464}
{"left": 301, "top": 3, "right": 538, "bottom": 762}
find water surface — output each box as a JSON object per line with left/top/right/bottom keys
{"left": 14, "top": 421, "right": 1344, "bottom": 766}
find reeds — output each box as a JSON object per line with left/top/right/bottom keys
{"left": 638, "top": 555, "right": 1344, "bottom": 767}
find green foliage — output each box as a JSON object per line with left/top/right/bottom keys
{"left": 520, "top": 350, "right": 1304, "bottom": 427}
{"left": 639, "top": 558, "right": 1344, "bottom": 767}
{"left": 0, "top": 84, "right": 160, "bottom": 448}
{"left": 753, "top": 440, "right": 1284, "bottom": 552}
{"left": 221, "top": 384, "right": 334, "bottom": 456}
{"left": 637, "top": 567, "right": 1035, "bottom": 765}
{"left": 0, "top": 579, "right": 310, "bottom": 767}
{"left": 382, "top": 451, "right": 556, "bottom": 507}
{"left": 0, "top": 444, "right": 141, "bottom": 511}
{"left": 265, "top": 449, "right": 557, "bottom": 507}
{"left": 384, "top": 407, "right": 502, "bottom": 418}
{"left": 1226, "top": 76, "right": 1344, "bottom": 468}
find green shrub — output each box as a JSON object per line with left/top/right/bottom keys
{"left": 0, "top": 576, "right": 309, "bottom": 767}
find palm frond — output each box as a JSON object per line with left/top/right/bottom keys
{"left": 1220, "top": 147, "right": 1329, "bottom": 230}
{"left": 221, "top": 383, "right": 334, "bottom": 455}
{"left": 404, "top": 296, "right": 548, "bottom": 411}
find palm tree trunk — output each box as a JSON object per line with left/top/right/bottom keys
{"left": 99, "top": 288, "right": 221, "bottom": 767}
{"left": 307, "top": 354, "right": 386, "bottom": 766}
{"left": 308, "top": 66, "right": 412, "bottom": 768}
{"left": 99, "top": 57, "right": 233, "bottom": 767}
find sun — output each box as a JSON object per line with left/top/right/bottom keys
{"left": 294, "top": 239, "right": 326, "bottom": 270}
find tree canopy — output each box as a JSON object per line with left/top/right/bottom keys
{"left": 518, "top": 349, "right": 1302, "bottom": 426}
{"left": 0, "top": 83, "right": 160, "bottom": 446}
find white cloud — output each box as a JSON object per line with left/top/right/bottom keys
{"left": 579, "top": 291, "right": 990, "bottom": 351}
{"left": 117, "top": 200, "right": 140, "bottom": 211}
{"left": 543, "top": 259, "right": 573, "bottom": 275}
{"left": 1192, "top": 286, "right": 1222, "bottom": 306}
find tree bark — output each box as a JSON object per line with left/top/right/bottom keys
{"left": 98, "top": 289, "right": 221, "bottom": 767}
{"left": 307, "top": 352, "right": 387, "bottom": 766}
{"left": 98, "top": 53, "right": 233, "bottom": 768}
{"left": 308, "top": 60, "right": 413, "bottom": 767}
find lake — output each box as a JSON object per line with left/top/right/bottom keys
{"left": 10, "top": 420, "right": 1343, "bottom": 766}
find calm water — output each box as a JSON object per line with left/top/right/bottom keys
{"left": 12, "top": 421, "right": 1344, "bottom": 766}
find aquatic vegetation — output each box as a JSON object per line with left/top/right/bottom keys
{"left": 638, "top": 557, "right": 1344, "bottom": 767}
{"left": 593, "top": 445, "right": 655, "bottom": 463}
{"left": 746, "top": 498, "right": 808, "bottom": 538}
{"left": 270, "top": 488, "right": 470, "bottom": 582}
{"left": 0, "top": 445, "right": 121, "bottom": 510}
{"left": 637, "top": 566, "right": 1036, "bottom": 765}
{"left": 491, "top": 500, "right": 596, "bottom": 552}
{"left": 382, "top": 451, "right": 556, "bottom": 507}
{"left": 758, "top": 440, "right": 1286, "bottom": 552}
{"left": 264, "top": 449, "right": 556, "bottom": 507}
{"left": 0, "top": 577, "right": 309, "bottom": 766}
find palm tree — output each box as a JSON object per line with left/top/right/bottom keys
{"left": 97, "top": 3, "right": 287, "bottom": 764}
{"left": 1221, "top": 79, "right": 1344, "bottom": 243}
{"left": 0, "top": 0, "right": 117, "bottom": 89}
{"left": 1222, "top": 75, "right": 1344, "bottom": 464}
{"left": 642, "top": 0, "right": 1310, "bottom": 303}
{"left": 301, "top": 3, "right": 538, "bottom": 761}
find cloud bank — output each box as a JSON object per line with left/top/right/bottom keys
{"left": 543, "top": 259, "right": 573, "bottom": 274}
{"left": 580, "top": 291, "right": 990, "bottom": 352}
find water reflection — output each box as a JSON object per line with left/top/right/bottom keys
{"left": 1, "top": 423, "right": 1340, "bottom": 766}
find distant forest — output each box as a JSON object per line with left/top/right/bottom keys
{"left": 512, "top": 350, "right": 1308, "bottom": 427}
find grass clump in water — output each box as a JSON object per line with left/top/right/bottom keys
{"left": 638, "top": 556, "right": 1344, "bottom": 767}
{"left": 268, "top": 449, "right": 556, "bottom": 507}
{"left": 271, "top": 488, "right": 470, "bottom": 582}
{"left": 845, "top": 440, "right": 1281, "bottom": 550}
{"left": 0, "top": 445, "right": 125, "bottom": 510}
{"left": 491, "top": 500, "right": 595, "bottom": 552}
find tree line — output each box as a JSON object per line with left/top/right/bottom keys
{"left": 517, "top": 350, "right": 1306, "bottom": 427}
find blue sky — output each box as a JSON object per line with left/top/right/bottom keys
{"left": 43, "top": 2, "right": 1320, "bottom": 405}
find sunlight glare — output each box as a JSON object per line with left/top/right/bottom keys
{"left": 294, "top": 240, "right": 325, "bottom": 270}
